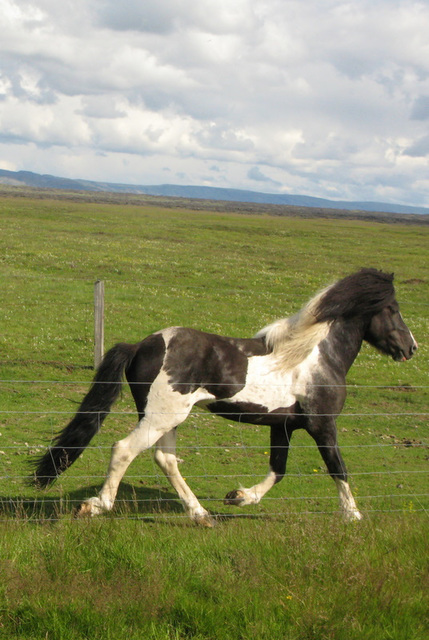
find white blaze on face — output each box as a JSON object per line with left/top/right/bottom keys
{"left": 396, "top": 313, "right": 418, "bottom": 360}
{"left": 400, "top": 314, "right": 418, "bottom": 351}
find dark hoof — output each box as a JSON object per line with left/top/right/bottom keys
{"left": 224, "top": 489, "right": 245, "bottom": 506}
{"left": 73, "top": 502, "right": 93, "bottom": 518}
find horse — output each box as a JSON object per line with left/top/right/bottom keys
{"left": 34, "top": 268, "right": 417, "bottom": 525}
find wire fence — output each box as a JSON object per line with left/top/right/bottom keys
{"left": 2, "top": 276, "right": 427, "bottom": 520}
{"left": 1, "top": 379, "right": 427, "bottom": 521}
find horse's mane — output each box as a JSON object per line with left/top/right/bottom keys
{"left": 312, "top": 268, "right": 395, "bottom": 322}
{"left": 256, "top": 268, "right": 395, "bottom": 371}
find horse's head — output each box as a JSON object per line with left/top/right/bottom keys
{"left": 364, "top": 300, "right": 418, "bottom": 361}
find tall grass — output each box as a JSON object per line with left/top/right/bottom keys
{"left": 1, "top": 515, "right": 427, "bottom": 639}
{"left": 0, "top": 193, "right": 428, "bottom": 639}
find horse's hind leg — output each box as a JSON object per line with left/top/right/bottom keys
{"left": 75, "top": 383, "right": 196, "bottom": 517}
{"left": 75, "top": 417, "right": 166, "bottom": 517}
{"left": 154, "top": 430, "right": 215, "bottom": 527}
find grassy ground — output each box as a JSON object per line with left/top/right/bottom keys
{"left": 1, "top": 515, "right": 427, "bottom": 640}
{"left": 0, "top": 193, "right": 428, "bottom": 638}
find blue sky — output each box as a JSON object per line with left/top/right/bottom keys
{"left": 1, "top": 0, "right": 428, "bottom": 206}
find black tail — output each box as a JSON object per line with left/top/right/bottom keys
{"left": 34, "top": 342, "right": 138, "bottom": 487}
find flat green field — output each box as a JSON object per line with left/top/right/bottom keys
{"left": 0, "top": 193, "right": 428, "bottom": 639}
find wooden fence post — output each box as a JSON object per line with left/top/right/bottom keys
{"left": 94, "top": 280, "right": 105, "bottom": 370}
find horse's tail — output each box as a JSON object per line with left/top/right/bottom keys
{"left": 33, "top": 342, "right": 138, "bottom": 487}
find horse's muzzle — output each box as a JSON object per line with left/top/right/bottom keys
{"left": 396, "top": 340, "right": 418, "bottom": 361}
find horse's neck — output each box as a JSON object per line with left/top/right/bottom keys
{"left": 327, "top": 317, "right": 367, "bottom": 376}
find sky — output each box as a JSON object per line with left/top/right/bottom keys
{"left": 1, "top": 0, "right": 429, "bottom": 206}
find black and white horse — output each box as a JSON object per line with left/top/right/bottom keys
{"left": 34, "top": 269, "right": 417, "bottom": 524}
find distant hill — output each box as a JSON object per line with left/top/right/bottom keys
{"left": 0, "top": 169, "right": 428, "bottom": 216}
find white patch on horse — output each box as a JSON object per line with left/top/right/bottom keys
{"left": 156, "top": 326, "right": 180, "bottom": 345}
{"left": 145, "top": 368, "right": 212, "bottom": 428}
{"left": 228, "top": 345, "right": 322, "bottom": 410}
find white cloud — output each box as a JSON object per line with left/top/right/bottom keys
{"left": 0, "top": 0, "right": 428, "bottom": 206}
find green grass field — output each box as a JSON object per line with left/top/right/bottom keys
{"left": 0, "top": 193, "right": 428, "bottom": 639}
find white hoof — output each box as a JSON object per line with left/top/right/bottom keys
{"left": 192, "top": 512, "right": 216, "bottom": 528}
{"left": 343, "top": 509, "right": 363, "bottom": 522}
{"left": 188, "top": 507, "right": 216, "bottom": 528}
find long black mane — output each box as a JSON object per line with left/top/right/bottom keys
{"left": 314, "top": 268, "right": 395, "bottom": 322}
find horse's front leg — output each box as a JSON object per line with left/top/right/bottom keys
{"left": 224, "top": 424, "right": 291, "bottom": 507}
{"left": 154, "top": 429, "right": 215, "bottom": 527}
{"left": 334, "top": 478, "right": 362, "bottom": 521}
{"left": 308, "top": 418, "right": 362, "bottom": 521}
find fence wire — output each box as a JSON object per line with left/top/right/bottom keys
{"left": 0, "top": 378, "right": 427, "bottom": 521}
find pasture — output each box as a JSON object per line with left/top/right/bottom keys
{"left": 0, "top": 193, "right": 428, "bottom": 639}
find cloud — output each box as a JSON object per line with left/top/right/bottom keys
{"left": 0, "top": 0, "right": 428, "bottom": 206}
{"left": 96, "top": 0, "right": 259, "bottom": 36}
{"left": 248, "top": 166, "right": 281, "bottom": 187}
{"left": 405, "top": 136, "right": 429, "bottom": 158}
{"left": 411, "top": 96, "right": 429, "bottom": 121}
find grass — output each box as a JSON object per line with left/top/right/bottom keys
{"left": 1, "top": 516, "right": 427, "bottom": 639}
{"left": 0, "top": 191, "right": 428, "bottom": 638}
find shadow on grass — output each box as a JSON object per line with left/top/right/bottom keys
{"left": 0, "top": 483, "right": 273, "bottom": 526}
{"left": 0, "top": 483, "right": 187, "bottom": 522}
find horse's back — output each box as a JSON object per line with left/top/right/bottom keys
{"left": 162, "top": 327, "right": 267, "bottom": 397}
{"left": 126, "top": 327, "right": 267, "bottom": 402}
